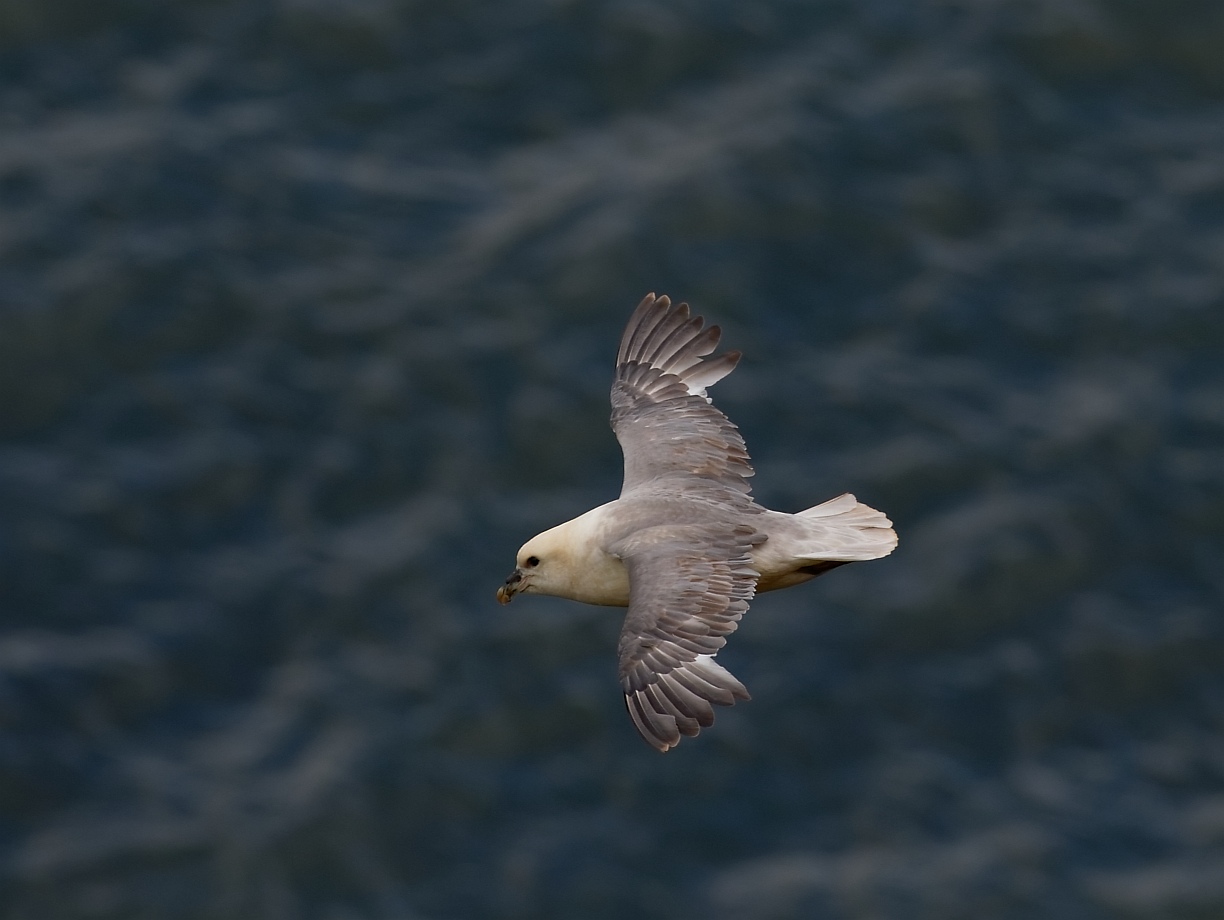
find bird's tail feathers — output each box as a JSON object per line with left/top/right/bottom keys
{"left": 792, "top": 493, "right": 898, "bottom": 561}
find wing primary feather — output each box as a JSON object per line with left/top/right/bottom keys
{"left": 670, "top": 666, "right": 739, "bottom": 706}
{"left": 644, "top": 683, "right": 701, "bottom": 736}
{"left": 643, "top": 314, "right": 703, "bottom": 367}
{"left": 628, "top": 690, "right": 679, "bottom": 751}
{"left": 689, "top": 655, "right": 751, "bottom": 699}
{"left": 625, "top": 694, "right": 668, "bottom": 752}
{"left": 617, "top": 294, "right": 669, "bottom": 367}
{"left": 658, "top": 676, "right": 716, "bottom": 726}
{"left": 659, "top": 324, "right": 722, "bottom": 375}
{"left": 681, "top": 350, "right": 742, "bottom": 393}
{"left": 639, "top": 305, "right": 694, "bottom": 365}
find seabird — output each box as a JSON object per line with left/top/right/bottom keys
{"left": 497, "top": 294, "right": 897, "bottom": 751}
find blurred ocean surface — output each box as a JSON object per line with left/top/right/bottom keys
{"left": 2, "top": 0, "right": 1223, "bottom": 917}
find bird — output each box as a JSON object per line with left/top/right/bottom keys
{"left": 497, "top": 294, "right": 897, "bottom": 751}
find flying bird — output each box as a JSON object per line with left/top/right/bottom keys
{"left": 497, "top": 294, "right": 897, "bottom": 751}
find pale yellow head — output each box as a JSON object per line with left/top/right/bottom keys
{"left": 495, "top": 505, "right": 630, "bottom": 607}
{"left": 495, "top": 523, "right": 574, "bottom": 604}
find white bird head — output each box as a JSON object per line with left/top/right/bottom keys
{"left": 495, "top": 528, "right": 565, "bottom": 604}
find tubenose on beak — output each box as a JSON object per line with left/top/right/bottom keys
{"left": 496, "top": 568, "right": 524, "bottom": 605}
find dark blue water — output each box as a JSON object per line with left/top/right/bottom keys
{"left": 3, "top": 1, "right": 1223, "bottom": 917}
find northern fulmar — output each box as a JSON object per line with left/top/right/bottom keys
{"left": 497, "top": 294, "right": 897, "bottom": 751}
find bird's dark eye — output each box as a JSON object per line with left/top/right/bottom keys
{"left": 525, "top": 556, "right": 539, "bottom": 567}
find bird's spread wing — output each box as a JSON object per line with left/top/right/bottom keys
{"left": 611, "top": 294, "right": 754, "bottom": 497}
{"left": 613, "top": 523, "right": 763, "bottom": 752}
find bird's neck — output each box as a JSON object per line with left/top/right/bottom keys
{"left": 548, "top": 503, "right": 631, "bottom": 607}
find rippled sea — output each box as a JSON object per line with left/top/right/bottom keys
{"left": 3, "top": 1, "right": 1223, "bottom": 917}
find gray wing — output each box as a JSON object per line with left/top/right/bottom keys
{"left": 614, "top": 523, "right": 762, "bottom": 752}
{"left": 611, "top": 294, "right": 754, "bottom": 497}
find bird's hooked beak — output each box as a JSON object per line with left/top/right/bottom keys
{"left": 496, "top": 568, "right": 525, "bottom": 604}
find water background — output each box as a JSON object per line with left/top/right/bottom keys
{"left": 2, "top": 1, "right": 1223, "bottom": 917}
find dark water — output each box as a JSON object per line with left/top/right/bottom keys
{"left": 3, "top": 1, "right": 1224, "bottom": 917}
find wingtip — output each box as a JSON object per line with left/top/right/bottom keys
{"left": 618, "top": 293, "right": 671, "bottom": 365}
{"left": 626, "top": 691, "right": 679, "bottom": 753}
